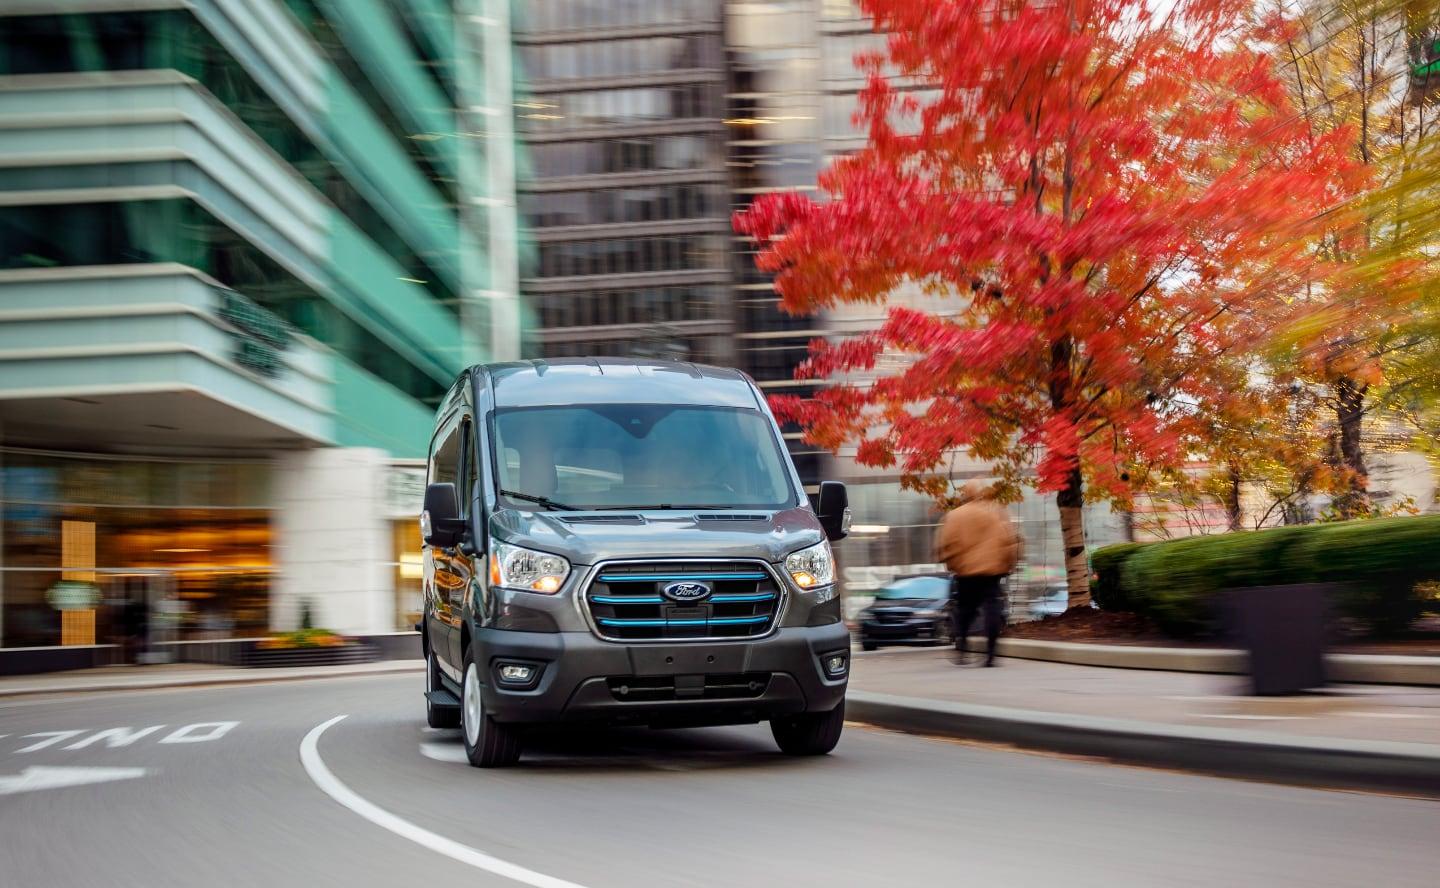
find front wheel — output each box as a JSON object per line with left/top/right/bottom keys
{"left": 771, "top": 699, "right": 845, "bottom": 756}
{"left": 461, "top": 649, "right": 522, "bottom": 768}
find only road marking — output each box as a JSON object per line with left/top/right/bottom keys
{"left": 301, "top": 715, "right": 590, "bottom": 888}
{"left": 0, "top": 765, "right": 148, "bottom": 796}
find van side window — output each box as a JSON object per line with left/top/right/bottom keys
{"left": 429, "top": 421, "right": 462, "bottom": 490}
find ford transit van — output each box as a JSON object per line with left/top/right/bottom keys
{"left": 420, "top": 359, "right": 851, "bottom": 767}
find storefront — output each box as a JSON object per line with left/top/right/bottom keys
{"left": 0, "top": 448, "right": 275, "bottom": 649}
{"left": 386, "top": 462, "right": 426, "bottom": 633}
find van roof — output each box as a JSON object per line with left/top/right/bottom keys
{"left": 479, "top": 358, "right": 763, "bottom": 409}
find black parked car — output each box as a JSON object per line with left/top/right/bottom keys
{"left": 857, "top": 575, "right": 954, "bottom": 651}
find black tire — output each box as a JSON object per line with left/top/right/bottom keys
{"left": 933, "top": 606, "right": 955, "bottom": 647}
{"left": 425, "top": 643, "right": 459, "bottom": 729}
{"left": 861, "top": 640, "right": 878, "bottom": 652}
{"left": 461, "top": 647, "right": 522, "bottom": 768}
{"left": 771, "top": 699, "right": 845, "bottom": 756}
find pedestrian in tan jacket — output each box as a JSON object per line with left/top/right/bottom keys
{"left": 935, "top": 480, "right": 1021, "bottom": 666}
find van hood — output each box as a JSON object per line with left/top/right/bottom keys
{"left": 488, "top": 507, "right": 825, "bottom": 566}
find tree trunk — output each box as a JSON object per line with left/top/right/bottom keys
{"left": 1332, "top": 374, "right": 1369, "bottom": 518}
{"left": 1047, "top": 333, "right": 1089, "bottom": 609}
{"left": 1057, "top": 464, "right": 1090, "bottom": 610}
{"left": 1225, "top": 463, "right": 1243, "bottom": 532}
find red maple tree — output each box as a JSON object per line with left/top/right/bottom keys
{"left": 736, "top": 0, "right": 1356, "bottom": 606}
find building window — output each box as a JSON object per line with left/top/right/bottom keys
{"left": 0, "top": 9, "right": 464, "bottom": 313}
{"left": 0, "top": 200, "right": 447, "bottom": 405}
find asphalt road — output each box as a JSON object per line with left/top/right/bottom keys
{"left": 2, "top": 674, "right": 1437, "bottom": 888}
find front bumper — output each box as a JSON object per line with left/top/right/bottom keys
{"left": 473, "top": 622, "right": 850, "bottom": 727}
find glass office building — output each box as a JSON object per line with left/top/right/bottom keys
{"left": 724, "top": 0, "right": 830, "bottom": 487}
{"left": 0, "top": 1, "right": 523, "bottom": 649}
{"left": 515, "top": 0, "right": 733, "bottom": 364}
{"left": 514, "top": 0, "right": 832, "bottom": 495}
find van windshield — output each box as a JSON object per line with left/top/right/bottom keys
{"left": 491, "top": 404, "right": 797, "bottom": 511}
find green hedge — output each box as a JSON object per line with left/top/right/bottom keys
{"left": 1090, "top": 542, "right": 1146, "bottom": 612}
{"left": 1093, "top": 515, "right": 1440, "bottom": 638}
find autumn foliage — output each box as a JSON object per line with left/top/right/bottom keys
{"left": 735, "top": 0, "right": 1357, "bottom": 604}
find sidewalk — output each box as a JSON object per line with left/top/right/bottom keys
{"left": 849, "top": 647, "right": 1440, "bottom": 796}
{"left": 851, "top": 648, "right": 1440, "bottom": 745}
{"left": 0, "top": 659, "right": 422, "bottom": 698}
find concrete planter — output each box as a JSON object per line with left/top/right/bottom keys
{"left": 241, "top": 643, "right": 379, "bottom": 669}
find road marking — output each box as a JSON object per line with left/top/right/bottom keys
{"left": 420, "top": 741, "right": 467, "bottom": 764}
{"left": 16, "top": 731, "right": 85, "bottom": 752}
{"left": 0, "top": 765, "right": 148, "bottom": 796}
{"left": 65, "top": 726, "right": 165, "bottom": 750}
{"left": 301, "top": 716, "right": 591, "bottom": 888}
{"left": 159, "top": 722, "right": 238, "bottom": 744}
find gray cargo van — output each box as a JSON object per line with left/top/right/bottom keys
{"left": 420, "top": 358, "right": 852, "bottom": 767}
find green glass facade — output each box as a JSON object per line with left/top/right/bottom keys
{"left": 0, "top": 1, "right": 523, "bottom": 649}
{"left": 0, "top": 1, "right": 524, "bottom": 456}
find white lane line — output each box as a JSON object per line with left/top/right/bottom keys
{"left": 300, "top": 716, "right": 591, "bottom": 888}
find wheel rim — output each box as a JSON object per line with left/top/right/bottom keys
{"left": 425, "top": 650, "right": 434, "bottom": 693}
{"left": 463, "top": 662, "right": 482, "bottom": 746}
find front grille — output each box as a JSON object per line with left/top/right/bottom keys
{"left": 585, "top": 559, "right": 782, "bottom": 641}
{"left": 874, "top": 609, "right": 913, "bottom": 624}
{"left": 606, "top": 672, "right": 772, "bottom": 702}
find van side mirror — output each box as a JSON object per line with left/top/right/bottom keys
{"left": 420, "top": 482, "right": 466, "bottom": 548}
{"left": 816, "top": 481, "right": 851, "bottom": 541}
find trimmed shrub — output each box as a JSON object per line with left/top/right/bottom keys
{"left": 1111, "top": 515, "right": 1440, "bottom": 638}
{"left": 1281, "top": 516, "right": 1440, "bottom": 635}
{"left": 1120, "top": 525, "right": 1310, "bottom": 637}
{"left": 1090, "top": 542, "right": 1147, "bottom": 613}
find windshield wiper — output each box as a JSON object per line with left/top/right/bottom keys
{"left": 499, "top": 489, "right": 577, "bottom": 511}
{"left": 595, "top": 504, "right": 727, "bottom": 511}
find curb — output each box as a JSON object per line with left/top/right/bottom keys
{"left": 961, "top": 637, "right": 1440, "bottom": 686}
{"left": 847, "top": 690, "right": 1440, "bottom": 798}
{"left": 0, "top": 660, "right": 424, "bottom": 699}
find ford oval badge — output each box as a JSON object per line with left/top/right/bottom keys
{"left": 662, "top": 581, "right": 712, "bottom": 603}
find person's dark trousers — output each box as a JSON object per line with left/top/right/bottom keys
{"left": 951, "top": 574, "right": 1004, "bottom": 665}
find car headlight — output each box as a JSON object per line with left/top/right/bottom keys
{"left": 488, "top": 541, "right": 570, "bottom": 594}
{"left": 785, "top": 540, "right": 835, "bottom": 589}
{"left": 914, "top": 608, "right": 946, "bottom": 620}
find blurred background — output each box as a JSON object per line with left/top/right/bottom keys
{"left": 0, "top": 0, "right": 1437, "bottom": 659}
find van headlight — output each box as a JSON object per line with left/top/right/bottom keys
{"left": 489, "top": 541, "right": 570, "bottom": 594}
{"left": 785, "top": 541, "right": 835, "bottom": 590}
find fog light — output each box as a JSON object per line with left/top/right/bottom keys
{"left": 498, "top": 663, "right": 535, "bottom": 684}
{"left": 823, "top": 654, "right": 847, "bottom": 677}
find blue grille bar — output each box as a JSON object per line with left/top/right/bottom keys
{"left": 589, "top": 592, "right": 776, "bottom": 605}
{"left": 597, "top": 615, "right": 771, "bottom": 627}
{"left": 710, "top": 592, "right": 775, "bottom": 603}
{"left": 596, "top": 572, "right": 768, "bottom": 582}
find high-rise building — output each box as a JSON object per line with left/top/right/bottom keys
{"left": 514, "top": 0, "right": 734, "bottom": 364}
{"left": 0, "top": 1, "right": 522, "bottom": 652}
{"left": 515, "top": 0, "right": 833, "bottom": 493}
{"left": 724, "top": 0, "right": 829, "bottom": 488}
